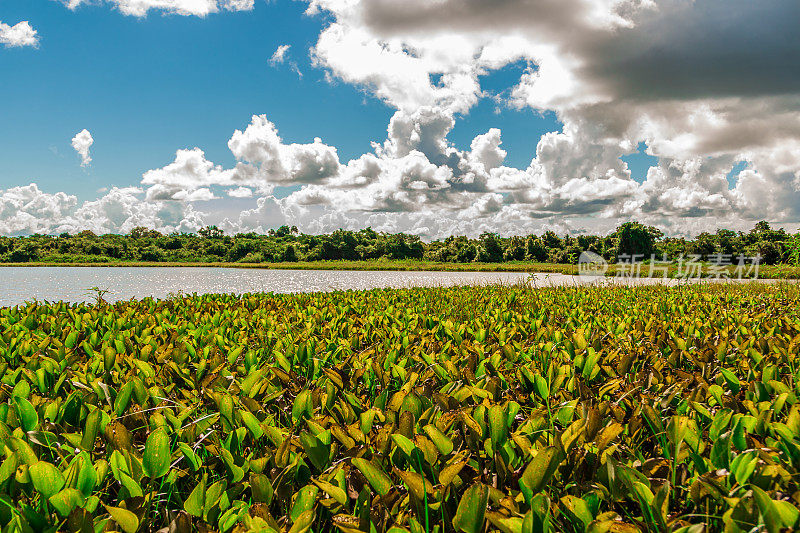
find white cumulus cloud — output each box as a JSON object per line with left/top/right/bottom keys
{"left": 62, "top": 0, "right": 254, "bottom": 17}
{"left": 71, "top": 129, "right": 94, "bottom": 167}
{"left": 4, "top": 0, "right": 800, "bottom": 238}
{"left": 0, "top": 21, "right": 39, "bottom": 48}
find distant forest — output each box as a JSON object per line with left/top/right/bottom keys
{"left": 1, "top": 221, "right": 799, "bottom": 265}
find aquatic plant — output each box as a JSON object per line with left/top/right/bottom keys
{"left": 0, "top": 283, "right": 799, "bottom": 532}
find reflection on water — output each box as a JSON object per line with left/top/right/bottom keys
{"left": 0, "top": 266, "right": 763, "bottom": 306}
{"left": 0, "top": 267, "right": 540, "bottom": 305}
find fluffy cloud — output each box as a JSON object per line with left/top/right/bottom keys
{"left": 71, "top": 129, "right": 94, "bottom": 167}
{"left": 139, "top": 116, "right": 342, "bottom": 201}
{"left": 63, "top": 0, "right": 254, "bottom": 17}
{"left": 0, "top": 21, "right": 39, "bottom": 48}
{"left": 270, "top": 44, "right": 290, "bottom": 65}
{"left": 142, "top": 148, "right": 232, "bottom": 201}
{"left": 0, "top": 184, "right": 204, "bottom": 235}
{"left": 294, "top": 0, "right": 800, "bottom": 234}
{"left": 4, "top": 0, "right": 800, "bottom": 238}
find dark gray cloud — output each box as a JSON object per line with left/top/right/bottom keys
{"left": 588, "top": 0, "right": 800, "bottom": 101}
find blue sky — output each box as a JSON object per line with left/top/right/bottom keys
{"left": 0, "top": 0, "right": 560, "bottom": 202}
{"left": 0, "top": 0, "right": 797, "bottom": 238}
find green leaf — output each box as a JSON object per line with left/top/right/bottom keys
{"left": 488, "top": 404, "right": 507, "bottom": 448}
{"left": 752, "top": 486, "right": 781, "bottom": 533}
{"left": 239, "top": 409, "right": 264, "bottom": 440}
{"left": 559, "top": 495, "right": 593, "bottom": 531}
{"left": 289, "top": 510, "right": 315, "bottom": 533}
{"left": 114, "top": 382, "right": 133, "bottom": 417}
{"left": 453, "top": 483, "right": 489, "bottom": 533}
{"left": 178, "top": 442, "right": 202, "bottom": 471}
{"left": 81, "top": 408, "right": 102, "bottom": 451}
{"left": 351, "top": 458, "right": 392, "bottom": 496}
{"left": 391, "top": 434, "right": 417, "bottom": 457}
{"left": 220, "top": 448, "right": 245, "bottom": 482}
{"left": 395, "top": 468, "right": 432, "bottom": 502}
{"left": 184, "top": 474, "right": 206, "bottom": 517}
{"left": 312, "top": 478, "right": 347, "bottom": 505}
{"left": 292, "top": 390, "right": 313, "bottom": 423}
{"left": 519, "top": 446, "right": 563, "bottom": 501}
{"left": 300, "top": 431, "right": 330, "bottom": 472}
{"left": 251, "top": 473, "right": 275, "bottom": 504}
{"left": 721, "top": 368, "right": 741, "bottom": 394}
{"left": 105, "top": 505, "right": 140, "bottom": 533}
{"left": 14, "top": 396, "right": 38, "bottom": 433}
{"left": 49, "top": 488, "right": 85, "bottom": 518}
{"left": 581, "top": 348, "right": 601, "bottom": 379}
{"left": 29, "top": 461, "right": 65, "bottom": 499}
{"left": 423, "top": 425, "right": 454, "bottom": 455}
{"left": 290, "top": 485, "right": 319, "bottom": 523}
{"left": 142, "top": 427, "right": 171, "bottom": 479}
{"left": 774, "top": 500, "right": 800, "bottom": 528}
{"left": 75, "top": 453, "right": 97, "bottom": 497}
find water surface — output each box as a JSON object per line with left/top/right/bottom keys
{"left": 0, "top": 266, "right": 765, "bottom": 306}
{"left": 0, "top": 267, "right": 539, "bottom": 305}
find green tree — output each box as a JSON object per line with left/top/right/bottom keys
{"left": 614, "top": 222, "right": 655, "bottom": 260}
{"left": 525, "top": 237, "right": 548, "bottom": 262}
{"left": 199, "top": 226, "right": 225, "bottom": 239}
{"left": 283, "top": 244, "right": 298, "bottom": 262}
{"left": 476, "top": 233, "right": 503, "bottom": 263}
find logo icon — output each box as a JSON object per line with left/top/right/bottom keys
{"left": 578, "top": 251, "right": 609, "bottom": 279}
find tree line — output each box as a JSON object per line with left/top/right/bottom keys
{"left": 1, "top": 221, "right": 799, "bottom": 265}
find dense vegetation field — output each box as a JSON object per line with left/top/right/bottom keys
{"left": 1, "top": 284, "right": 799, "bottom": 532}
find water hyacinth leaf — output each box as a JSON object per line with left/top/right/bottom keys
{"left": 487, "top": 512, "right": 524, "bottom": 533}
{"left": 395, "top": 468, "right": 432, "bottom": 501}
{"left": 142, "top": 427, "right": 171, "bottom": 479}
{"left": 300, "top": 432, "right": 330, "bottom": 471}
{"left": 560, "top": 495, "right": 593, "bottom": 531}
{"left": 351, "top": 458, "right": 392, "bottom": 496}
{"left": 423, "top": 424, "right": 454, "bottom": 456}
{"left": 440, "top": 458, "right": 468, "bottom": 486}
{"left": 774, "top": 500, "right": 800, "bottom": 528}
{"left": 114, "top": 382, "right": 133, "bottom": 417}
{"left": 29, "top": 461, "right": 65, "bottom": 499}
{"left": 290, "top": 485, "right": 320, "bottom": 523}
{"left": 488, "top": 404, "right": 507, "bottom": 448}
{"left": 721, "top": 368, "right": 741, "bottom": 394}
{"left": 49, "top": 488, "right": 85, "bottom": 518}
{"left": 391, "top": 434, "right": 417, "bottom": 458}
{"left": 13, "top": 397, "right": 38, "bottom": 432}
{"left": 251, "top": 473, "right": 274, "bottom": 505}
{"left": 752, "top": 486, "right": 782, "bottom": 533}
{"left": 184, "top": 474, "right": 206, "bottom": 517}
{"left": 75, "top": 454, "right": 97, "bottom": 497}
{"left": 453, "top": 483, "right": 489, "bottom": 533}
{"left": 313, "top": 478, "right": 347, "bottom": 505}
{"left": 220, "top": 448, "right": 245, "bottom": 482}
{"left": 239, "top": 409, "right": 264, "bottom": 440}
{"left": 105, "top": 505, "right": 139, "bottom": 533}
{"left": 292, "top": 390, "right": 313, "bottom": 423}
{"left": 177, "top": 442, "right": 202, "bottom": 471}
{"left": 520, "top": 447, "right": 563, "bottom": 500}
{"left": 529, "top": 494, "right": 552, "bottom": 533}
{"left": 81, "top": 408, "right": 102, "bottom": 451}
{"left": 289, "top": 510, "right": 316, "bottom": 533}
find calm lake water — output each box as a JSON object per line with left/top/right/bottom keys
{"left": 0, "top": 266, "right": 767, "bottom": 306}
